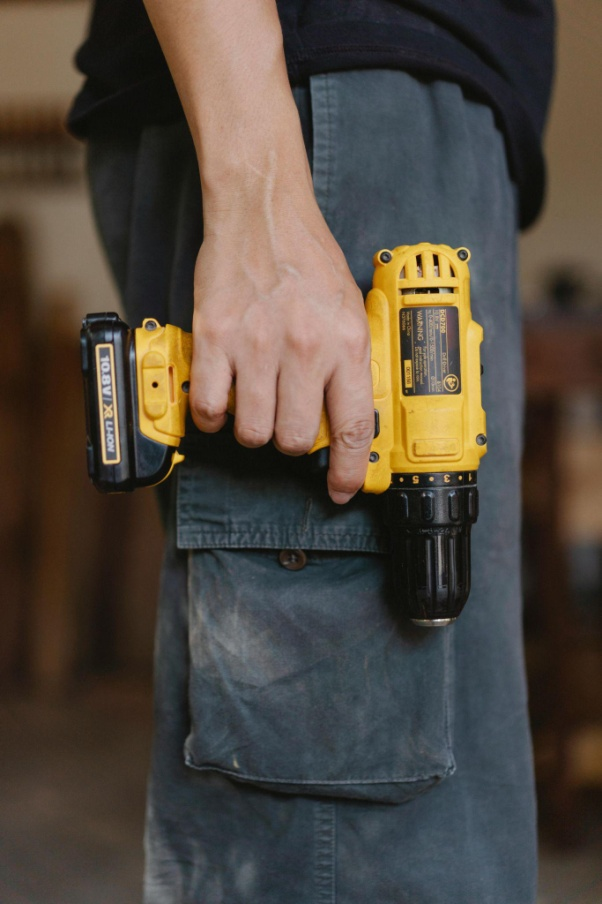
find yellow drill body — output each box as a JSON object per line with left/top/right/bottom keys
{"left": 83, "top": 242, "right": 487, "bottom": 624}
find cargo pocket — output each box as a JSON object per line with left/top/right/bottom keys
{"left": 183, "top": 548, "right": 455, "bottom": 804}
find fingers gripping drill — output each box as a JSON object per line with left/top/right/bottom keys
{"left": 81, "top": 243, "right": 487, "bottom": 625}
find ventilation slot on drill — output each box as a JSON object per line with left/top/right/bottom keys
{"left": 400, "top": 251, "right": 455, "bottom": 295}
{"left": 401, "top": 286, "right": 452, "bottom": 295}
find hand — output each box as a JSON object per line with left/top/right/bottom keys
{"left": 189, "top": 178, "right": 374, "bottom": 504}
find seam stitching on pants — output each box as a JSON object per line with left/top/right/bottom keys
{"left": 310, "top": 74, "right": 333, "bottom": 224}
{"left": 302, "top": 496, "right": 313, "bottom": 534}
{"left": 444, "top": 623, "right": 455, "bottom": 757}
{"left": 183, "top": 758, "right": 452, "bottom": 785}
{"left": 324, "top": 73, "right": 332, "bottom": 223}
{"left": 314, "top": 801, "right": 336, "bottom": 904}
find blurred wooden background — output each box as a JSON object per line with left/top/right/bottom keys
{"left": 0, "top": 216, "right": 163, "bottom": 694}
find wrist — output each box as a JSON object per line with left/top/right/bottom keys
{"left": 199, "top": 112, "right": 315, "bottom": 227}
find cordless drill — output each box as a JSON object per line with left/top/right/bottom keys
{"left": 81, "top": 243, "right": 487, "bottom": 625}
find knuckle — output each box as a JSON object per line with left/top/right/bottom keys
{"left": 342, "top": 321, "right": 370, "bottom": 361}
{"left": 197, "top": 319, "right": 229, "bottom": 348}
{"left": 332, "top": 419, "right": 374, "bottom": 451}
{"left": 287, "top": 327, "right": 320, "bottom": 359}
{"left": 249, "top": 325, "right": 273, "bottom": 357}
{"left": 235, "top": 423, "right": 272, "bottom": 448}
{"left": 274, "top": 428, "right": 313, "bottom": 456}
{"left": 191, "top": 397, "right": 226, "bottom": 424}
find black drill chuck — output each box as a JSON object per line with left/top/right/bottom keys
{"left": 385, "top": 473, "right": 479, "bottom": 626}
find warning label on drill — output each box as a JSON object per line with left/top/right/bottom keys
{"left": 95, "top": 344, "right": 121, "bottom": 465}
{"left": 400, "top": 306, "right": 461, "bottom": 396}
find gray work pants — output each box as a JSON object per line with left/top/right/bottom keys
{"left": 88, "top": 70, "right": 535, "bottom": 903}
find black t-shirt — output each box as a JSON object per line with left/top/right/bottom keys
{"left": 68, "top": 0, "right": 555, "bottom": 227}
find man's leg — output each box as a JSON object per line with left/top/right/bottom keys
{"left": 88, "top": 70, "right": 535, "bottom": 904}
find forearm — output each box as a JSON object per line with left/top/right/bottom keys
{"left": 143, "top": 0, "right": 374, "bottom": 504}
{"left": 142, "top": 0, "right": 312, "bottom": 214}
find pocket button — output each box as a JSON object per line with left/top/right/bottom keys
{"left": 278, "top": 549, "right": 308, "bottom": 571}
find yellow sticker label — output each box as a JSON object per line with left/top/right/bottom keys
{"left": 95, "top": 344, "right": 121, "bottom": 466}
{"left": 403, "top": 359, "right": 413, "bottom": 390}
{"left": 400, "top": 306, "right": 461, "bottom": 395}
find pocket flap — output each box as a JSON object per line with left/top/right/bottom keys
{"left": 177, "top": 451, "right": 389, "bottom": 554}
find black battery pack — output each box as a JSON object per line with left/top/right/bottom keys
{"left": 80, "top": 312, "right": 178, "bottom": 492}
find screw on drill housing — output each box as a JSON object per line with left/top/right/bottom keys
{"left": 476, "top": 434, "right": 487, "bottom": 445}
{"left": 457, "top": 248, "right": 469, "bottom": 261}
{"left": 145, "top": 320, "right": 158, "bottom": 331}
{"left": 369, "top": 452, "right": 380, "bottom": 463}
{"left": 379, "top": 250, "right": 393, "bottom": 264}
{"left": 181, "top": 381, "right": 190, "bottom": 393}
